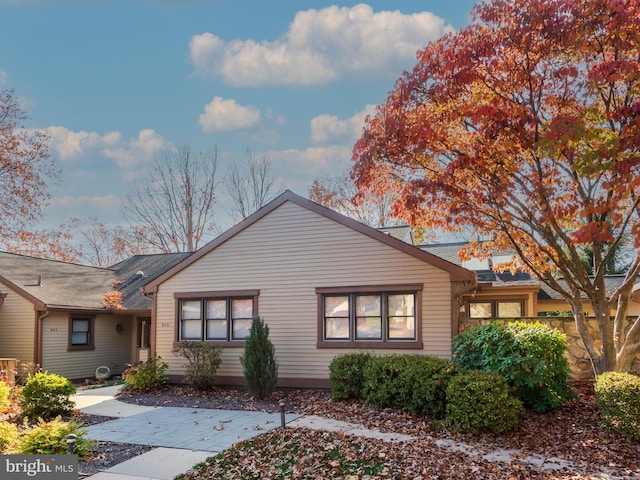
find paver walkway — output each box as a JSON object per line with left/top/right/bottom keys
{"left": 84, "top": 406, "right": 298, "bottom": 451}
{"left": 73, "top": 386, "right": 627, "bottom": 480}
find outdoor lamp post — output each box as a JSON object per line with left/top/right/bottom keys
{"left": 278, "top": 399, "right": 286, "bottom": 429}
{"left": 66, "top": 434, "right": 77, "bottom": 454}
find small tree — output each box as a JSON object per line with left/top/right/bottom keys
{"left": 240, "top": 316, "right": 278, "bottom": 399}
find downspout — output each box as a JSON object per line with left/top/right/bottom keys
{"left": 143, "top": 289, "right": 156, "bottom": 358}
{"left": 34, "top": 309, "right": 50, "bottom": 369}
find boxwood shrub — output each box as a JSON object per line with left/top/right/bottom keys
{"left": 595, "top": 371, "right": 640, "bottom": 440}
{"left": 445, "top": 370, "right": 523, "bottom": 434}
{"left": 363, "top": 354, "right": 458, "bottom": 418}
{"left": 328, "top": 352, "right": 372, "bottom": 401}
{"left": 453, "top": 321, "right": 573, "bottom": 411}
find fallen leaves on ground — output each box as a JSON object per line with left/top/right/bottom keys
{"left": 117, "top": 382, "right": 639, "bottom": 479}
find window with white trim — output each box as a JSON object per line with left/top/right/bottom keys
{"left": 177, "top": 292, "right": 257, "bottom": 342}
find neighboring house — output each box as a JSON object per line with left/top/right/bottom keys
{"left": 143, "top": 190, "right": 476, "bottom": 388}
{"left": 0, "top": 251, "right": 189, "bottom": 380}
{"left": 421, "top": 242, "right": 640, "bottom": 318}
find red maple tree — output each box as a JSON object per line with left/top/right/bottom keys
{"left": 352, "top": 0, "right": 640, "bottom": 374}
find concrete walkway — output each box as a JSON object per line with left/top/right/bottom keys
{"left": 73, "top": 386, "right": 624, "bottom": 480}
{"left": 74, "top": 386, "right": 301, "bottom": 480}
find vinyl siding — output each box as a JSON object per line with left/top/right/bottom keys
{"left": 155, "top": 201, "right": 454, "bottom": 382}
{"left": 41, "top": 313, "right": 134, "bottom": 379}
{"left": 0, "top": 292, "right": 35, "bottom": 367}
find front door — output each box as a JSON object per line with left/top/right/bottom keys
{"left": 137, "top": 317, "right": 151, "bottom": 363}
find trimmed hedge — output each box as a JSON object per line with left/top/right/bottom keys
{"left": 363, "top": 354, "right": 458, "bottom": 418}
{"left": 328, "top": 352, "right": 372, "bottom": 401}
{"left": 445, "top": 370, "right": 522, "bottom": 434}
{"left": 453, "top": 321, "right": 574, "bottom": 411}
{"left": 595, "top": 371, "right": 640, "bottom": 440}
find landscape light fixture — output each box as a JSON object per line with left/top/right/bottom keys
{"left": 66, "top": 434, "right": 77, "bottom": 454}
{"left": 279, "top": 399, "right": 286, "bottom": 429}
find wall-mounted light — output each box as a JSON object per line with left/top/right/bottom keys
{"left": 0, "top": 292, "right": 6, "bottom": 306}
{"left": 116, "top": 323, "right": 124, "bottom": 333}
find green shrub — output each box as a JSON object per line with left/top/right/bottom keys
{"left": 453, "top": 321, "right": 574, "bottom": 411}
{"left": 172, "top": 342, "right": 222, "bottom": 390}
{"left": 122, "top": 356, "right": 168, "bottom": 392}
{"left": 0, "top": 421, "right": 21, "bottom": 453}
{"left": 19, "top": 417, "right": 95, "bottom": 458}
{"left": 445, "top": 370, "right": 523, "bottom": 434}
{"left": 19, "top": 372, "right": 76, "bottom": 420}
{"left": 329, "top": 352, "right": 373, "bottom": 401}
{"left": 363, "top": 354, "right": 458, "bottom": 418}
{"left": 595, "top": 371, "right": 640, "bottom": 440}
{"left": 0, "top": 379, "right": 11, "bottom": 413}
{"left": 240, "top": 316, "right": 279, "bottom": 399}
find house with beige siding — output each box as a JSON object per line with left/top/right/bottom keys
{"left": 143, "top": 191, "right": 476, "bottom": 388}
{"left": 0, "top": 251, "right": 188, "bottom": 381}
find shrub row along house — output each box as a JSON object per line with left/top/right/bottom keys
{"left": 1, "top": 191, "right": 639, "bottom": 384}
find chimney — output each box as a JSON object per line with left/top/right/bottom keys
{"left": 37, "top": 275, "right": 43, "bottom": 287}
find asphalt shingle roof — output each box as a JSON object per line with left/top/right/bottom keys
{"left": 0, "top": 251, "right": 191, "bottom": 311}
{"left": 0, "top": 251, "right": 114, "bottom": 309}
{"left": 110, "top": 253, "right": 191, "bottom": 310}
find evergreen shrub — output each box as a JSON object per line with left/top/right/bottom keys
{"left": 445, "top": 370, "right": 523, "bottom": 434}
{"left": 363, "top": 354, "right": 458, "bottom": 418}
{"left": 19, "top": 372, "right": 76, "bottom": 420}
{"left": 453, "top": 321, "right": 574, "bottom": 411}
{"left": 595, "top": 371, "right": 640, "bottom": 440}
{"left": 329, "top": 352, "right": 372, "bottom": 401}
{"left": 172, "top": 342, "right": 222, "bottom": 390}
{"left": 240, "top": 316, "right": 278, "bottom": 399}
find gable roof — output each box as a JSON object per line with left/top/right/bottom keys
{"left": 144, "top": 190, "right": 475, "bottom": 293}
{"left": 0, "top": 251, "right": 114, "bottom": 310}
{"left": 0, "top": 251, "right": 191, "bottom": 312}
{"left": 110, "top": 253, "right": 191, "bottom": 310}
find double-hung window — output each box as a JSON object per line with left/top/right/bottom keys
{"left": 68, "top": 315, "right": 94, "bottom": 351}
{"left": 176, "top": 290, "right": 258, "bottom": 343}
{"left": 317, "top": 284, "right": 422, "bottom": 349}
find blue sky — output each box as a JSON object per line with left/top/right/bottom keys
{"left": 1, "top": 0, "right": 477, "bottom": 233}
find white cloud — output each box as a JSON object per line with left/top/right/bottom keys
{"left": 103, "top": 129, "right": 172, "bottom": 170}
{"left": 267, "top": 145, "right": 353, "bottom": 192}
{"left": 47, "top": 126, "right": 121, "bottom": 160}
{"left": 0, "top": 70, "right": 7, "bottom": 85}
{"left": 54, "top": 194, "right": 121, "bottom": 212}
{"left": 310, "top": 104, "right": 377, "bottom": 145}
{"left": 198, "top": 96, "right": 261, "bottom": 133}
{"left": 189, "top": 4, "right": 452, "bottom": 86}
